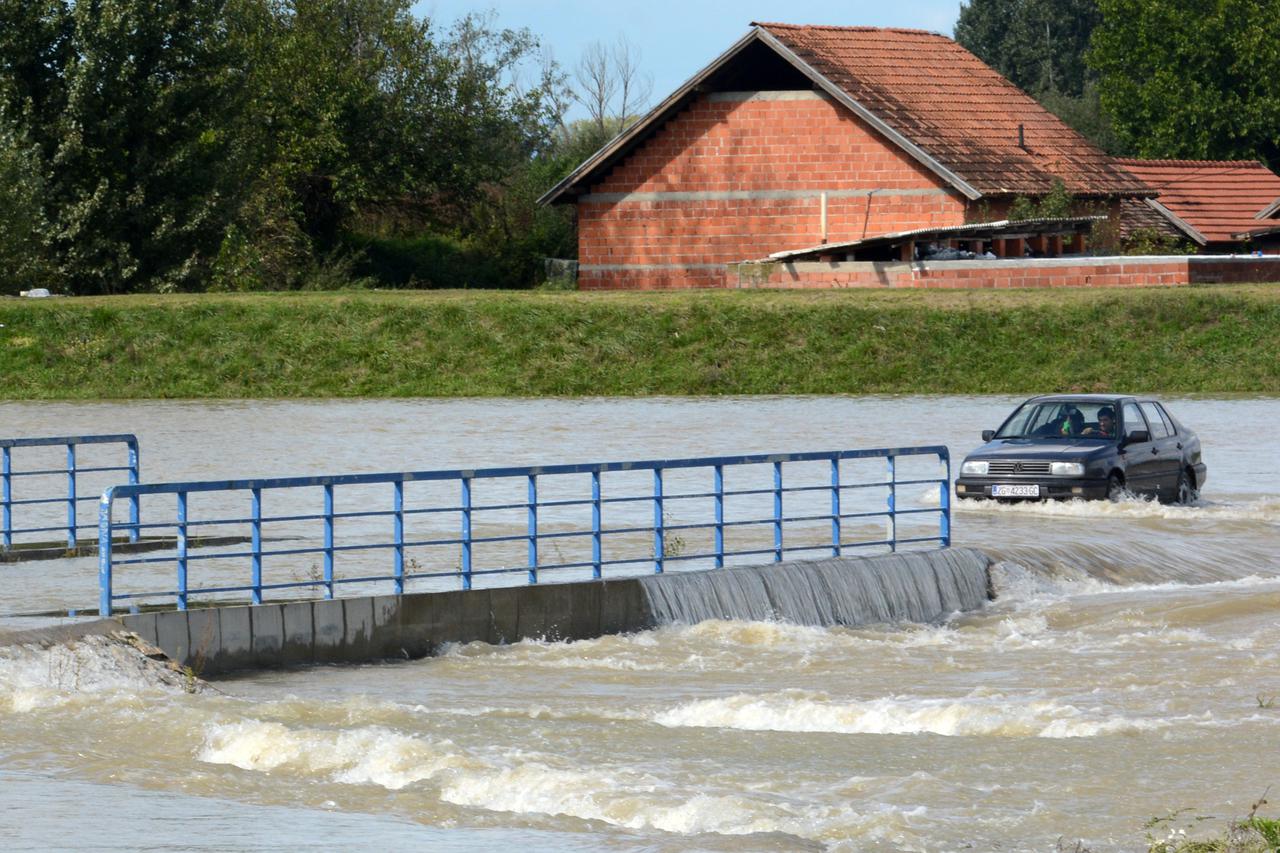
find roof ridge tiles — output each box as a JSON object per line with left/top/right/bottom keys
{"left": 1115, "top": 157, "right": 1268, "bottom": 169}
{"left": 752, "top": 22, "right": 945, "bottom": 37}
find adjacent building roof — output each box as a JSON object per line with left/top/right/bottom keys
{"left": 1116, "top": 158, "right": 1280, "bottom": 244}
{"left": 540, "top": 23, "right": 1150, "bottom": 206}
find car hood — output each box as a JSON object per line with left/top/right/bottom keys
{"left": 965, "top": 438, "right": 1114, "bottom": 459}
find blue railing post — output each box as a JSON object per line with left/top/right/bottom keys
{"left": 772, "top": 460, "right": 783, "bottom": 562}
{"left": 830, "top": 458, "right": 842, "bottom": 557}
{"left": 527, "top": 474, "right": 538, "bottom": 585}
{"left": 98, "top": 489, "right": 114, "bottom": 615}
{"left": 393, "top": 480, "right": 405, "bottom": 595}
{"left": 460, "top": 476, "right": 473, "bottom": 590}
{"left": 940, "top": 455, "right": 952, "bottom": 547}
{"left": 653, "top": 468, "right": 664, "bottom": 574}
{"left": 323, "top": 484, "right": 335, "bottom": 599}
{"left": 713, "top": 464, "right": 724, "bottom": 568}
{"left": 65, "top": 443, "right": 77, "bottom": 549}
{"left": 886, "top": 455, "right": 897, "bottom": 552}
{"left": 1, "top": 446, "right": 10, "bottom": 549}
{"left": 591, "top": 471, "right": 602, "bottom": 579}
{"left": 250, "top": 487, "right": 263, "bottom": 605}
{"left": 127, "top": 438, "right": 141, "bottom": 543}
{"left": 176, "top": 491, "right": 189, "bottom": 610}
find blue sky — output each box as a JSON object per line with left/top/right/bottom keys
{"left": 413, "top": 2, "right": 966, "bottom": 117}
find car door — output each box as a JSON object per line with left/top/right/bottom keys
{"left": 1140, "top": 401, "right": 1182, "bottom": 496}
{"left": 1119, "top": 402, "right": 1160, "bottom": 496}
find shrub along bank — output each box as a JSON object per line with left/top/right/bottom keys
{"left": 1, "top": 286, "right": 1277, "bottom": 399}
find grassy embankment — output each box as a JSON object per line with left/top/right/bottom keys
{"left": 1, "top": 285, "right": 1277, "bottom": 399}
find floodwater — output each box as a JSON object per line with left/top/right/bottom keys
{"left": 1, "top": 396, "right": 1279, "bottom": 852}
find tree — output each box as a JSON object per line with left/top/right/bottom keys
{"left": 1089, "top": 0, "right": 1280, "bottom": 168}
{"left": 0, "top": 116, "right": 53, "bottom": 294}
{"left": 0, "top": 0, "right": 253, "bottom": 294}
{"left": 955, "top": 0, "right": 1100, "bottom": 98}
{"left": 573, "top": 34, "right": 652, "bottom": 138}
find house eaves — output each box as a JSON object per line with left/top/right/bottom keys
{"left": 537, "top": 26, "right": 982, "bottom": 206}
{"left": 1145, "top": 198, "right": 1208, "bottom": 246}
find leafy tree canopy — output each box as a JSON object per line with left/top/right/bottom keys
{"left": 1089, "top": 0, "right": 1280, "bottom": 168}
{"left": 955, "top": 0, "right": 1100, "bottom": 97}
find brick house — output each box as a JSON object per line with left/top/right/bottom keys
{"left": 540, "top": 23, "right": 1154, "bottom": 291}
{"left": 1116, "top": 159, "right": 1280, "bottom": 253}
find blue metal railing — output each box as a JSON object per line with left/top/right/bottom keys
{"left": 1, "top": 435, "right": 140, "bottom": 551}
{"left": 97, "top": 446, "right": 951, "bottom": 615}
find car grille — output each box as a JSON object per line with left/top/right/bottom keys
{"left": 987, "top": 460, "right": 1052, "bottom": 476}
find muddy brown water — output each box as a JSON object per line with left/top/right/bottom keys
{"left": 1, "top": 396, "right": 1278, "bottom": 851}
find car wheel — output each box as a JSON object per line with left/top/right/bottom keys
{"left": 1176, "top": 469, "right": 1197, "bottom": 505}
{"left": 1107, "top": 473, "right": 1126, "bottom": 502}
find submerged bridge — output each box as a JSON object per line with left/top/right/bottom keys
{"left": 1, "top": 434, "right": 990, "bottom": 675}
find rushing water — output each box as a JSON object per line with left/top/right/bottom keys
{"left": 1, "top": 396, "right": 1279, "bottom": 852}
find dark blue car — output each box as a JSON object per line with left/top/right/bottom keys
{"left": 955, "top": 395, "right": 1207, "bottom": 503}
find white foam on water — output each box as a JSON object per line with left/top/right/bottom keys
{"left": 439, "top": 759, "right": 930, "bottom": 843}
{"left": 958, "top": 493, "right": 1280, "bottom": 524}
{"left": 652, "top": 689, "right": 1168, "bottom": 739}
{"left": 198, "top": 720, "right": 474, "bottom": 790}
{"left": 0, "top": 635, "right": 195, "bottom": 712}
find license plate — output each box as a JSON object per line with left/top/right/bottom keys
{"left": 991, "top": 484, "right": 1040, "bottom": 498}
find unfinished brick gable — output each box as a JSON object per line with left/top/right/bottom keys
{"left": 578, "top": 91, "right": 967, "bottom": 290}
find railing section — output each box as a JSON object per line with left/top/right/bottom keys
{"left": 1, "top": 435, "right": 140, "bottom": 551}
{"left": 97, "top": 447, "right": 950, "bottom": 615}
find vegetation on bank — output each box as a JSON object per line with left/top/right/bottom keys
{"left": 1, "top": 285, "right": 1277, "bottom": 400}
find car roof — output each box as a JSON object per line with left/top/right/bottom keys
{"left": 1025, "top": 394, "right": 1137, "bottom": 404}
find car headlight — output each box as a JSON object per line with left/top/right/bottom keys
{"left": 1050, "top": 462, "right": 1085, "bottom": 477}
{"left": 960, "top": 460, "right": 989, "bottom": 476}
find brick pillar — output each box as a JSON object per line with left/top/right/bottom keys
{"left": 899, "top": 241, "right": 915, "bottom": 262}
{"left": 1029, "top": 235, "right": 1047, "bottom": 255}
{"left": 1070, "top": 233, "right": 1086, "bottom": 254}
{"left": 1050, "top": 235, "right": 1064, "bottom": 256}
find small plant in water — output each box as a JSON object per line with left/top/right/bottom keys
{"left": 1144, "top": 790, "right": 1279, "bottom": 853}
{"left": 1256, "top": 694, "right": 1275, "bottom": 709}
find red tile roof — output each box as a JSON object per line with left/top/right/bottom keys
{"left": 755, "top": 23, "right": 1149, "bottom": 199}
{"left": 1116, "top": 158, "right": 1280, "bottom": 244}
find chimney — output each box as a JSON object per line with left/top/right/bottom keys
{"left": 1018, "top": 124, "right": 1027, "bottom": 150}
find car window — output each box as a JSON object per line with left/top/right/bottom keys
{"left": 1140, "top": 403, "right": 1170, "bottom": 439}
{"left": 995, "top": 401, "right": 1120, "bottom": 439}
{"left": 1123, "top": 403, "right": 1148, "bottom": 439}
{"left": 1153, "top": 403, "right": 1177, "bottom": 436}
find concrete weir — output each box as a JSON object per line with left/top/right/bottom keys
{"left": 2, "top": 549, "right": 991, "bottom": 677}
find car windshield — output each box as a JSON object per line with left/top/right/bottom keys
{"left": 994, "top": 401, "right": 1120, "bottom": 440}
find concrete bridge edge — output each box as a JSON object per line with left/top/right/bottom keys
{"left": 0, "top": 548, "right": 991, "bottom": 678}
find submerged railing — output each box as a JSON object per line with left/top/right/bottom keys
{"left": 97, "top": 447, "right": 950, "bottom": 615}
{"left": 2, "top": 435, "right": 140, "bottom": 551}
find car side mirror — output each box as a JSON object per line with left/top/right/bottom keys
{"left": 982, "top": 430, "right": 995, "bottom": 442}
{"left": 1122, "top": 429, "right": 1150, "bottom": 446}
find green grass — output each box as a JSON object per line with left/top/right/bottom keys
{"left": 1, "top": 285, "right": 1278, "bottom": 399}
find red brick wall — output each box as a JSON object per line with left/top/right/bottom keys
{"left": 734, "top": 258, "right": 1195, "bottom": 289}
{"left": 727, "top": 255, "right": 1280, "bottom": 289}
{"left": 577, "top": 92, "right": 967, "bottom": 291}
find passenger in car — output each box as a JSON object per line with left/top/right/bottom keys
{"left": 1083, "top": 407, "right": 1115, "bottom": 437}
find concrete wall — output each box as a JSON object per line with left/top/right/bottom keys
{"left": 730, "top": 254, "right": 1280, "bottom": 290}
{"left": 577, "top": 90, "right": 967, "bottom": 291}
{"left": 115, "top": 577, "right": 655, "bottom": 677}
{"left": 1, "top": 549, "right": 993, "bottom": 678}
